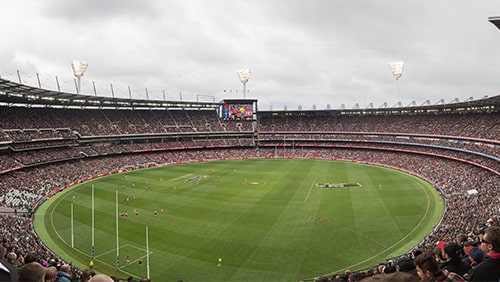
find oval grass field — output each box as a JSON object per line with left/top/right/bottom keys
{"left": 34, "top": 159, "right": 444, "bottom": 281}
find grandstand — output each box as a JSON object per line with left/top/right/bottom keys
{"left": 0, "top": 76, "right": 499, "bottom": 281}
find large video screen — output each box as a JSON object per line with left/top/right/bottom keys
{"left": 222, "top": 103, "right": 254, "bottom": 120}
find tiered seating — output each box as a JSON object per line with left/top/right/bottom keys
{"left": 0, "top": 103, "right": 498, "bottom": 281}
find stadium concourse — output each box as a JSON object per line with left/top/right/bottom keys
{"left": 0, "top": 77, "right": 499, "bottom": 281}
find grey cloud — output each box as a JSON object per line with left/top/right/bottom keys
{"left": 1, "top": 0, "right": 500, "bottom": 110}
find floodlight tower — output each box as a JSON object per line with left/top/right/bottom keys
{"left": 388, "top": 61, "right": 405, "bottom": 104}
{"left": 237, "top": 69, "right": 251, "bottom": 99}
{"left": 72, "top": 60, "right": 88, "bottom": 94}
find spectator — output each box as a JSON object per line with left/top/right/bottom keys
{"left": 468, "top": 225, "right": 500, "bottom": 281}
{"left": 17, "top": 261, "right": 45, "bottom": 282}
{"left": 80, "top": 269, "right": 94, "bottom": 282}
{"left": 360, "top": 271, "right": 419, "bottom": 281}
{"left": 413, "top": 252, "right": 465, "bottom": 282}
{"left": 24, "top": 252, "right": 41, "bottom": 264}
{"left": 348, "top": 271, "right": 366, "bottom": 281}
{"left": 0, "top": 245, "right": 17, "bottom": 282}
{"left": 464, "top": 247, "right": 485, "bottom": 280}
{"left": 45, "top": 266, "right": 58, "bottom": 282}
{"left": 469, "top": 247, "right": 485, "bottom": 266}
{"left": 56, "top": 264, "right": 72, "bottom": 282}
{"left": 88, "top": 274, "right": 114, "bottom": 282}
{"left": 439, "top": 242, "right": 471, "bottom": 276}
{"left": 396, "top": 256, "right": 416, "bottom": 276}
{"left": 5, "top": 252, "right": 21, "bottom": 269}
{"left": 461, "top": 240, "right": 477, "bottom": 265}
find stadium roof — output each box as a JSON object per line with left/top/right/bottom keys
{"left": 258, "top": 94, "right": 499, "bottom": 116}
{"left": 0, "top": 77, "right": 499, "bottom": 115}
{"left": 489, "top": 16, "right": 500, "bottom": 30}
{"left": 0, "top": 78, "right": 221, "bottom": 109}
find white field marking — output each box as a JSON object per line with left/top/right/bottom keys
{"left": 125, "top": 243, "right": 151, "bottom": 252}
{"left": 50, "top": 196, "right": 74, "bottom": 247}
{"left": 170, "top": 174, "right": 193, "bottom": 181}
{"left": 303, "top": 175, "right": 318, "bottom": 203}
{"left": 94, "top": 247, "right": 117, "bottom": 258}
{"left": 95, "top": 244, "right": 152, "bottom": 259}
{"left": 49, "top": 196, "right": 151, "bottom": 276}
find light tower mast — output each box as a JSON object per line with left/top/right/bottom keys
{"left": 388, "top": 61, "right": 405, "bottom": 104}
{"left": 71, "top": 60, "right": 88, "bottom": 94}
{"left": 237, "top": 69, "right": 251, "bottom": 99}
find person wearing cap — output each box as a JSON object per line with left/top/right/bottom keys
{"left": 463, "top": 247, "right": 485, "bottom": 280}
{"left": 438, "top": 242, "right": 471, "bottom": 277}
{"left": 468, "top": 247, "right": 485, "bottom": 267}
{"left": 468, "top": 225, "right": 500, "bottom": 281}
{"left": 461, "top": 240, "right": 477, "bottom": 265}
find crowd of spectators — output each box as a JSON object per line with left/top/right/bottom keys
{"left": 258, "top": 112, "right": 498, "bottom": 140}
{"left": 4, "top": 129, "right": 74, "bottom": 143}
{"left": 259, "top": 132, "right": 500, "bottom": 159}
{"left": 0, "top": 236, "right": 151, "bottom": 281}
{"left": 0, "top": 105, "right": 499, "bottom": 281}
{"left": 0, "top": 107, "right": 254, "bottom": 139}
{"left": 0, "top": 108, "right": 495, "bottom": 172}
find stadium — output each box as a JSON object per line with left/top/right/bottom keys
{"left": 0, "top": 70, "right": 498, "bottom": 281}
{"left": 1, "top": 16, "right": 500, "bottom": 282}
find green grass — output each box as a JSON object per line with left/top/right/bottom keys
{"left": 34, "top": 159, "right": 443, "bottom": 281}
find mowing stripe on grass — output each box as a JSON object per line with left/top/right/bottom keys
{"left": 36, "top": 159, "right": 442, "bottom": 281}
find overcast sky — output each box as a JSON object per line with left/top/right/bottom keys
{"left": 1, "top": 0, "right": 499, "bottom": 110}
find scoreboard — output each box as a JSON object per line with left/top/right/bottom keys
{"left": 221, "top": 99, "right": 257, "bottom": 121}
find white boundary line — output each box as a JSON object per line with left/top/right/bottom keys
{"left": 321, "top": 176, "right": 433, "bottom": 276}
{"left": 303, "top": 175, "right": 318, "bottom": 203}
